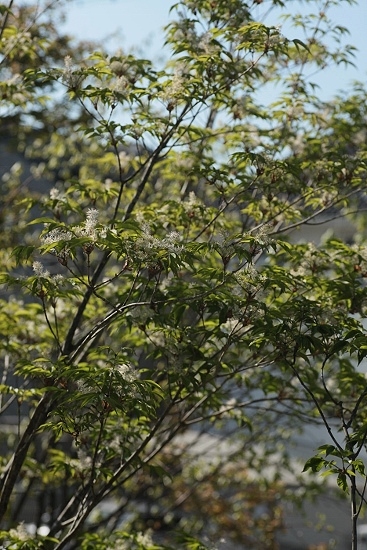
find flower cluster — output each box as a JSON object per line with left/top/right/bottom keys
{"left": 198, "top": 31, "right": 220, "bottom": 54}
{"left": 62, "top": 55, "right": 84, "bottom": 88}
{"left": 109, "top": 59, "right": 127, "bottom": 75}
{"left": 75, "top": 208, "right": 99, "bottom": 240}
{"left": 41, "top": 227, "right": 73, "bottom": 264}
{"left": 160, "top": 66, "right": 187, "bottom": 110}
{"left": 319, "top": 189, "right": 338, "bottom": 207}
{"left": 32, "top": 261, "right": 64, "bottom": 301}
{"left": 134, "top": 224, "right": 183, "bottom": 261}
{"left": 41, "top": 228, "right": 73, "bottom": 247}
{"left": 251, "top": 222, "right": 274, "bottom": 247}
{"left": 171, "top": 19, "right": 198, "bottom": 47}
{"left": 32, "top": 261, "right": 50, "bottom": 278}
{"left": 214, "top": 232, "right": 237, "bottom": 265}
{"left": 49, "top": 187, "right": 67, "bottom": 203}
{"left": 8, "top": 523, "right": 31, "bottom": 541}
{"left": 136, "top": 531, "right": 154, "bottom": 546}
{"left": 182, "top": 191, "right": 203, "bottom": 218}
{"left": 112, "top": 75, "right": 130, "bottom": 95}
{"left": 115, "top": 363, "right": 137, "bottom": 383}
{"left": 118, "top": 150, "right": 131, "bottom": 170}
{"left": 39, "top": 209, "right": 103, "bottom": 262}
{"left": 291, "top": 243, "right": 328, "bottom": 277}
{"left": 234, "top": 264, "right": 267, "bottom": 296}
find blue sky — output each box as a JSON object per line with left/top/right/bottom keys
{"left": 62, "top": 0, "right": 367, "bottom": 99}
{"left": 63, "top": 0, "right": 170, "bottom": 57}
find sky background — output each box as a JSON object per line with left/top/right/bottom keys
{"left": 61, "top": 0, "right": 367, "bottom": 100}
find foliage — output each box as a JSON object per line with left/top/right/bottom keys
{"left": 1, "top": 0, "right": 367, "bottom": 549}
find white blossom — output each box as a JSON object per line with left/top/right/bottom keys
{"left": 40, "top": 227, "right": 73, "bottom": 262}
{"left": 160, "top": 65, "right": 188, "bottom": 108}
{"left": 148, "top": 330, "right": 166, "bottom": 347}
{"left": 41, "top": 227, "right": 73, "bottom": 246}
{"left": 62, "top": 55, "right": 83, "bottom": 88}
{"left": 135, "top": 225, "right": 183, "bottom": 259}
{"left": 182, "top": 190, "right": 202, "bottom": 213}
{"left": 252, "top": 222, "right": 274, "bottom": 246}
{"left": 8, "top": 523, "right": 30, "bottom": 541}
{"left": 235, "top": 264, "right": 267, "bottom": 295}
{"left": 49, "top": 187, "right": 66, "bottom": 202}
{"left": 85, "top": 208, "right": 99, "bottom": 236}
{"left": 74, "top": 208, "right": 101, "bottom": 242}
{"left": 115, "top": 363, "right": 137, "bottom": 383}
{"left": 136, "top": 531, "right": 153, "bottom": 546}
{"left": 215, "top": 231, "right": 236, "bottom": 259}
{"left": 112, "top": 75, "right": 129, "bottom": 94}
{"left": 107, "top": 542, "right": 128, "bottom": 550}
{"left": 109, "top": 59, "right": 128, "bottom": 76}
{"left": 198, "top": 31, "right": 219, "bottom": 54}
{"left": 32, "top": 261, "right": 50, "bottom": 278}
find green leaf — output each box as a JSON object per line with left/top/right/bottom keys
{"left": 303, "top": 456, "right": 325, "bottom": 473}
{"left": 292, "top": 38, "right": 312, "bottom": 54}
{"left": 337, "top": 473, "right": 348, "bottom": 493}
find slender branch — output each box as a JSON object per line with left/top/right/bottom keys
{"left": 0, "top": 393, "right": 52, "bottom": 522}
{"left": 41, "top": 296, "right": 63, "bottom": 354}
{"left": 351, "top": 469, "right": 358, "bottom": 550}
{"left": 62, "top": 250, "right": 111, "bottom": 355}
{"left": 69, "top": 300, "right": 151, "bottom": 363}
{"left": 0, "top": 0, "right": 61, "bottom": 67}
{"left": 286, "top": 338, "right": 344, "bottom": 453}
{"left": 272, "top": 189, "right": 361, "bottom": 236}
{"left": 51, "top": 385, "right": 185, "bottom": 547}
{"left": 0, "top": 0, "right": 14, "bottom": 42}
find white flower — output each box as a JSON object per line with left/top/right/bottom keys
{"left": 183, "top": 191, "right": 201, "bottom": 212}
{"left": 40, "top": 227, "right": 73, "bottom": 262}
{"left": 252, "top": 222, "right": 274, "bottom": 247}
{"left": 32, "top": 261, "right": 49, "bottom": 278}
{"left": 160, "top": 65, "right": 187, "bottom": 107}
{"left": 235, "top": 265, "right": 266, "bottom": 295}
{"left": 85, "top": 208, "right": 99, "bottom": 236}
{"left": 162, "top": 231, "right": 183, "bottom": 253}
{"left": 53, "top": 274, "right": 64, "bottom": 284}
{"left": 135, "top": 225, "right": 183, "bottom": 259}
{"left": 113, "top": 75, "right": 129, "bottom": 94}
{"left": 9, "top": 523, "right": 30, "bottom": 541}
{"left": 49, "top": 187, "right": 66, "bottom": 202}
{"left": 107, "top": 542, "right": 128, "bottom": 550}
{"left": 74, "top": 208, "right": 100, "bottom": 241}
{"left": 115, "top": 363, "right": 137, "bottom": 382}
{"left": 41, "top": 228, "right": 73, "bottom": 245}
{"left": 64, "top": 55, "right": 72, "bottom": 71}
{"left": 215, "top": 231, "right": 235, "bottom": 259}
{"left": 62, "top": 55, "right": 83, "bottom": 88}
{"left": 110, "top": 59, "right": 128, "bottom": 76}
{"left": 148, "top": 330, "right": 166, "bottom": 347}
{"left": 136, "top": 531, "right": 153, "bottom": 546}
{"left": 198, "top": 31, "right": 219, "bottom": 54}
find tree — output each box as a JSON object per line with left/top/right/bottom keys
{"left": 1, "top": 0, "right": 367, "bottom": 548}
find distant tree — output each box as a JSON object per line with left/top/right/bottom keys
{"left": 1, "top": 1, "right": 367, "bottom": 549}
